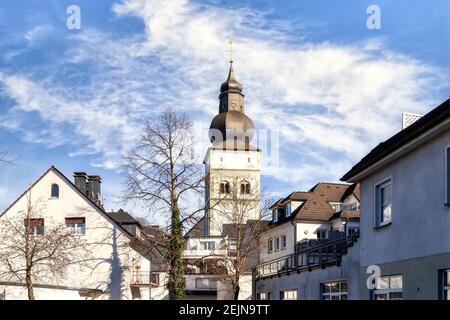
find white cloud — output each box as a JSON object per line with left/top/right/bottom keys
{"left": 0, "top": 0, "right": 447, "bottom": 191}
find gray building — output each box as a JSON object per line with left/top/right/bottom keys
{"left": 342, "top": 99, "right": 450, "bottom": 300}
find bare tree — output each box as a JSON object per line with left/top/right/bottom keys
{"left": 123, "top": 109, "right": 204, "bottom": 300}
{"left": 0, "top": 191, "right": 89, "bottom": 300}
{"left": 207, "top": 183, "right": 271, "bottom": 300}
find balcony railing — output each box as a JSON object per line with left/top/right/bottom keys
{"left": 130, "top": 272, "right": 159, "bottom": 287}
{"left": 255, "top": 232, "right": 359, "bottom": 279}
{"left": 332, "top": 202, "right": 360, "bottom": 212}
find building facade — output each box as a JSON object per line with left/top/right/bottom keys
{"left": 254, "top": 183, "right": 361, "bottom": 300}
{"left": 342, "top": 99, "right": 450, "bottom": 300}
{"left": 0, "top": 167, "right": 162, "bottom": 300}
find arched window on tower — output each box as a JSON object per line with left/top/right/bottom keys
{"left": 220, "top": 181, "right": 230, "bottom": 194}
{"left": 240, "top": 181, "right": 251, "bottom": 195}
{"left": 51, "top": 184, "right": 59, "bottom": 198}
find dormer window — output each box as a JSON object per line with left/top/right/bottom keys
{"left": 272, "top": 209, "right": 279, "bottom": 223}
{"left": 220, "top": 181, "right": 230, "bottom": 194}
{"left": 285, "top": 202, "right": 291, "bottom": 217}
{"left": 50, "top": 184, "right": 59, "bottom": 198}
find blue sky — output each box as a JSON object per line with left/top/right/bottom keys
{"left": 1, "top": 0, "right": 449, "bottom": 223}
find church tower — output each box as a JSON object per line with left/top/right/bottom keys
{"left": 203, "top": 60, "right": 261, "bottom": 236}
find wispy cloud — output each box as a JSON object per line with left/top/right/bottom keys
{"left": 0, "top": 0, "right": 447, "bottom": 192}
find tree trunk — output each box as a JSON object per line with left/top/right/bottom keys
{"left": 168, "top": 204, "right": 184, "bottom": 300}
{"left": 234, "top": 285, "right": 240, "bottom": 300}
{"left": 25, "top": 269, "right": 35, "bottom": 300}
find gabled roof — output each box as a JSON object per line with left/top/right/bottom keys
{"left": 106, "top": 209, "right": 140, "bottom": 225}
{"left": 269, "top": 183, "right": 360, "bottom": 226}
{"left": 329, "top": 210, "right": 360, "bottom": 221}
{"left": 1, "top": 166, "right": 134, "bottom": 239}
{"left": 342, "top": 99, "right": 450, "bottom": 182}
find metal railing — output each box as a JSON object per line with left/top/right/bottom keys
{"left": 332, "top": 202, "right": 360, "bottom": 212}
{"left": 255, "top": 232, "right": 359, "bottom": 279}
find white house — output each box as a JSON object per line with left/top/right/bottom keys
{"left": 254, "top": 182, "right": 361, "bottom": 300}
{"left": 341, "top": 98, "right": 450, "bottom": 300}
{"left": 0, "top": 166, "right": 163, "bottom": 300}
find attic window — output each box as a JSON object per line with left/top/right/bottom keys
{"left": 50, "top": 184, "right": 59, "bottom": 198}
{"left": 285, "top": 202, "right": 291, "bottom": 217}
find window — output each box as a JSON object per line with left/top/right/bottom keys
{"left": 50, "top": 183, "right": 59, "bottom": 198}
{"left": 25, "top": 218, "right": 44, "bottom": 236}
{"left": 446, "top": 147, "right": 450, "bottom": 205}
{"left": 220, "top": 181, "right": 230, "bottom": 194}
{"left": 240, "top": 181, "right": 251, "bottom": 194}
{"left": 375, "top": 179, "right": 392, "bottom": 227}
{"left": 201, "top": 241, "right": 215, "bottom": 250}
{"left": 65, "top": 217, "right": 86, "bottom": 235}
{"left": 228, "top": 239, "right": 237, "bottom": 251}
{"left": 348, "top": 227, "right": 359, "bottom": 236}
{"left": 317, "top": 230, "right": 327, "bottom": 239}
{"left": 268, "top": 238, "right": 273, "bottom": 254}
{"left": 280, "top": 289, "right": 297, "bottom": 300}
{"left": 440, "top": 269, "right": 450, "bottom": 300}
{"left": 281, "top": 235, "right": 287, "bottom": 250}
{"left": 195, "top": 278, "right": 217, "bottom": 289}
{"left": 272, "top": 209, "right": 279, "bottom": 223}
{"left": 258, "top": 292, "right": 267, "bottom": 300}
{"left": 151, "top": 273, "right": 160, "bottom": 286}
{"left": 285, "top": 202, "right": 291, "bottom": 217}
{"left": 372, "top": 275, "right": 403, "bottom": 300}
{"left": 275, "top": 237, "right": 280, "bottom": 251}
{"left": 248, "top": 157, "right": 251, "bottom": 163}
{"left": 321, "top": 281, "right": 347, "bottom": 300}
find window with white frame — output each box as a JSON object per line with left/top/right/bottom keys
{"left": 321, "top": 281, "right": 347, "bottom": 300}
{"left": 285, "top": 202, "right": 291, "bottom": 217}
{"left": 195, "top": 278, "right": 217, "bottom": 289}
{"left": 281, "top": 235, "right": 287, "bottom": 250}
{"left": 228, "top": 239, "right": 237, "bottom": 251}
{"left": 268, "top": 238, "right": 273, "bottom": 254}
{"left": 201, "top": 241, "right": 216, "bottom": 250}
{"left": 446, "top": 147, "right": 450, "bottom": 205}
{"left": 65, "top": 217, "right": 86, "bottom": 235}
{"left": 273, "top": 209, "right": 278, "bottom": 223}
{"left": 258, "top": 292, "right": 268, "bottom": 300}
{"left": 372, "top": 275, "right": 403, "bottom": 300}
{"left": 440, "top": 269, "right": 450, "bottom": 300}
{"left": 375, "top": 179, "right": 392, "bottom": 227}
{"left": 280, "top": 289, "right": 297, "bottom": 300}
{"left": 25, "top": 218, "right": 44, "bottom": 236}
{"left": 275, "top": 237, "right": 280, "bottom": 251}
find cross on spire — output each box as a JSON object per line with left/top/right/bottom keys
{"left": 226, "top": 40, "right": 235, "bottom": 64}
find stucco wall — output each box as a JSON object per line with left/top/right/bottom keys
{"left": 259, "top": 222, "right": 294, "bottom": 263}
{"left": 358, "top": 130, "right": 450, "bottom": 268}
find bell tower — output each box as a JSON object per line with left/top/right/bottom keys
{"left": 203, "top": 56, "right": 261, "bottom": 236}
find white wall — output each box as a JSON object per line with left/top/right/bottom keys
{"left": 259, "top": 222, "right": 294, "bottom": 263}
{"left": 0, "top": 168, "right": 149, "bottom": 300}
